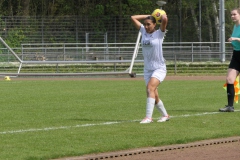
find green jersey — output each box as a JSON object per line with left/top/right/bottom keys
{"left": 231, "top": 24, "right": 240, "bottom": 51}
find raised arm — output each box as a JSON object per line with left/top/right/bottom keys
{"left": 131, "top": 15, "right": 150, "bottom": 30}
{"left": 160, "top": 14, "right": 168, "bottom": 32}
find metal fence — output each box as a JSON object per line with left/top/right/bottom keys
{"left": 0, "top": 40, "right": 234, "bottom": 77}
{"left": 0, "top": 42, "right": 234, "bottom": 63}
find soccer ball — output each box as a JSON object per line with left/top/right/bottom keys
{"left": 4, "top": 76, "right": 11, "bottom": 81}
{"left": 151, "top": 9, "right": 166, "bottom": 24}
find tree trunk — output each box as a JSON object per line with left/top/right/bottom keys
{"left": 8, "top": 0, "right": 13, "bottom": 16}
{"left": 189, "top": 3, "right": 201, "bottom": 41}
{"left": 119, "top": 0, "right": 123, "bottom": 42}
{"left": 205, "top": 3, "right": 214, "bottom": 44}
{"left": 211, "top": 0, "right": 219, "bottom": 42}
{"left": 21, "top": 0, "right": 30, "bottom": 16}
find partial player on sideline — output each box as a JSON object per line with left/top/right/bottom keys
{"left": 219, "top": 8, "right": 240, "bottom": 112}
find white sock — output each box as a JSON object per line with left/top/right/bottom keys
{"left": 155, "top": 100, "right": 168, "bottom": 117}
{"left": 146, "top": 97, "right": 155, "bottom": 119}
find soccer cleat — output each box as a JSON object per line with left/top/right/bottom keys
{"left": 157, "top": 115, "right": 170, "bottom": 122}
{"left": 140, "top": 117, "right": 153, "bottom": 124}
{"left": 219, "top": 106, "right": 234, "bottom": 112}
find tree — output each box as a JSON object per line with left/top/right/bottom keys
{"left": 210, "top": 0, "right": 219, "bottom": 42}
{"left": 0, "top": 0, "right": 237, "bottom": 43}
{"left": 21, "top": 0, "right": 30, "bottom": 16}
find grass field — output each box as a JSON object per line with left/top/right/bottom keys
{"left": 0, "top": 77, "right": 239, "bottom": 160}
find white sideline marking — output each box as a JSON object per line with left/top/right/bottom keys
{"left": 1, "top": 110, "right": 239, "bottom": 135}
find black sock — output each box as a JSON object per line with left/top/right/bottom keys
{"left": 227, "top": 84, "right": 234, "bottom": 107}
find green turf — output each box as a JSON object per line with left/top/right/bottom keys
{"left": 0, "top": 78, "right": 239, "bottom": 160}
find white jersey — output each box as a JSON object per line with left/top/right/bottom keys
{"left": 140, "top": 24, "right": 166, "bottom": 71}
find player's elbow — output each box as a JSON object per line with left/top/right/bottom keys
{"left": 161, "top": 15, "right": 168, "bottom": 23}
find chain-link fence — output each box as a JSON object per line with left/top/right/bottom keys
{"left": 0, "top": 15, "right": 181, "bottom": 46}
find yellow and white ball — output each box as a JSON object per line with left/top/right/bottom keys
{"left": 4, "top": 76, "right": 11, "bottom": 81}
{"left": 151, "top": 9, "right": 166, "bottom": 24}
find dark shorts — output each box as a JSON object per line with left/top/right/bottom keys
{"left": 229, "top": 50, "right": 240, "bottom": 72}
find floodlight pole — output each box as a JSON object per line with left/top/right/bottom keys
{"left": 219, "top": 0, "right": 225, "bottom": 62}
{"left": 156, "top": 1, "right": 166, "bottom": 9}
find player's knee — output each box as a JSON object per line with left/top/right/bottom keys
{"left": 147, "top": 87, "right": 154, "bottom": 95}
{"left": 226, "top": 77, "right": 235, "bottom": 84}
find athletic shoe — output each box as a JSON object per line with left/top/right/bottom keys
{"left": 140, "top": 117, "right": 153, "bottom": 124}
{"left": 219, "top": 106, "right": 234, "bottom": 112}
{"left": 157, "top": 115, "right": 170, "bottom": 122}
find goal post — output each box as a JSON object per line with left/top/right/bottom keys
{"left": 128, "top": 31, "right": 141, "bottom": 78}
{"left": 0, "top": 36, "right": 143, "bottom": 77}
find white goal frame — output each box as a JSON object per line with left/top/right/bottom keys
{"left": 0, "top": 36, "right": 142, "bottom": 77}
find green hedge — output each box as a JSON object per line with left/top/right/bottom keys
{"left": 0, "top": 63, "right": 229, "bottom": 75}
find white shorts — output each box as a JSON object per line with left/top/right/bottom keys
{"left": 144, "top": 69, "right": 167, "bottom": 85}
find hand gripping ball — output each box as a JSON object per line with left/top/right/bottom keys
{"left": 151, "top": 9, "right": 166, "bottom": 24}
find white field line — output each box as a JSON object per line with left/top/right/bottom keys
{"left": 1, "top": 110, "right": 239, "bottom": 135}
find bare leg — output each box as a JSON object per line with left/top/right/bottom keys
{"left": 226, "top": 68, "right": 239, "bottom": 84}
{"left": 145, "top": 77, "right": 160, "bottom": 118}
{"left": 140, "top": 77, "right": 160, "bottom": 123}
{"left": 146, "top": 77, "right": 160, "bottom": 98}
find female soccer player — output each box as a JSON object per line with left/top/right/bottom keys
{"left": 219, "top": 8, "right": 240, "bottom": 112}
{"left": 131, "top": 12, "right": 169, "bottom": 123}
